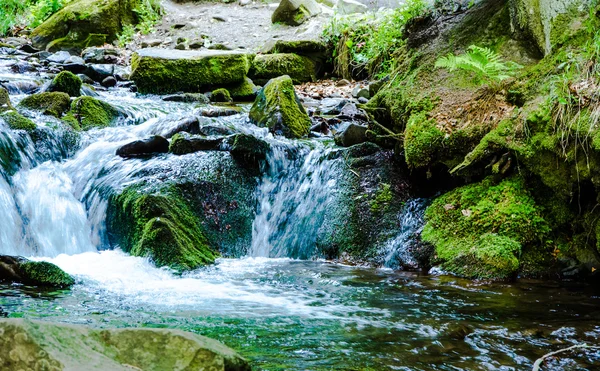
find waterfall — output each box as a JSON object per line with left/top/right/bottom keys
{"left": 250, "top": 143, "right": 341, "bottom": 259}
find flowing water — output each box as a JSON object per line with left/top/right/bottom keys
{"left": 0, "top": 65, "right": 600, "bottom": 370}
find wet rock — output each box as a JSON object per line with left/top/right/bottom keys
{"left": 77, "top": 73, "right": 95, "bottom": 85}
{"left": 169, "top": 132, "right": 225, "bottom": 155}
{"left": 272, "top": 0, "right": 322, "bottom": 26}
{"left": 249, "top": 75, "right": 311, "bottom": 138}
{"left": 368, "top": 77, "right": 389, "bottom": 96}
{"left": 116, "top": 135, "right": 169, "bottom": 158}
{"left": 164, "top": 117, "right": 201, "bottom": 138}
{"left": 211, "top": 88, "right": 233, "bottom": 103}
{"left": 47, "top": 70, "right": 82, "bottom": 97}
{"left": 0, "top": 319, "right": 251, "bottom": 371}
{"left": 47, "top": 51, "right": 71, "bottom": 64}
{"left": 1, "top": 81, "right": 40, "bottom": 95}
{"left": 65, "top": 55, "right": 85, "bottom": 65}
{"left": 334, "top": 123, "right": 368, "bottom": 147}
{"left": 30, "top": 0, "right": 141, "bottom": 52}
{"left": 200, "top": 106, "right": 242, "bottom": 117}
{"left": 85, "top": 64, "right": 115, "bottom": 82}
{"left": 319, "top": 98, "right": 348, "bottom": 115}
{"left": 162, "top": 93, "right": 210, "bottom": 104}
{"left": 0, "top": 111, "right": 37, "bottom": 132}
{"left": 358, "top": 97, "right": 369, "bottom": 104}
{"left": 444, "top": 323, "right": 474, "bottom": 340}
{"left": 208, "top": 43, "right": 233, "bottom": 50}
{"left": 130, "top": 48, "right": 252, "bottom": 94}
{"left": 19, "top": 92, "right": 71, "bottom": 117}
{"left": 228, "top": 77, "right": 258, "bottom": 101}
{"left": 175, "top": 43, "right": 187, "bottom": 50}
{"left": 338, "top": 102, "right": 369, "bottom": 121}
{"left": 227, "top": 133, "right": 270, "bottom": 169}
{"left": 0, "top": 88, "right": 13, "bottom": 112}
{"left": 82, "top": 47, "right": 119, "bottom": 64}
{"left": 310, "top": 120, "right": 330, "bottom": 135}
{"left": 19, "top": 44, "right": 39, "bottom": 54}
{"left": 10, "top": 61, "right": 35, "bottom": 74}
{"left": 101, "top": 76, "right": 118, "bottom": 88}
{"left": 250, "top": 53, "right": 317, "bottom": 85}
{"left": 0, "top": 256, "right": 74, "bottom": 287}
{"left": 352, "top": 86, "right": 370, "bottom": 99}
{"left": 199, "top": 123, "right": 235, "bottom": 136}
{"left": 62, "top": 61, "right": 87, "bottom": 74}
{"left": 65, "top": 96, "right": 122, "bottom": 130}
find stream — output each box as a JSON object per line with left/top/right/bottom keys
{"left": 0, "top": 65, "right": 600, "bottom": 370}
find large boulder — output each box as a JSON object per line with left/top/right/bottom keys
{"left": 30, "top": 0, "right": 142, "bottom": 52}
{"left": 64, "top": 96, "right": 121, "bottom": 130}
{"left": 0, "top": 256, "right": 74, "bottom": 288}
{"left": 130, "top": 48, "right": 252, "bottom": 94}
{"left": 107, "top": 186, "right": 219, "bottom": 272}
{"left": 509, "top": 0, "right": 590, "bottom": 55}
{"left": 249, "top": 75, "right": 311, "bottom": 139}
{"left": 272, "top": 0, "right": 322, "bottom": 26}
{"left": 47, "top": 71, "right": 82, "bottom": 97}
{"left": 250, "top": 53, "right": 317, "bottom": 85}
{"left": 0, "top": 319, "right": 251, "bottom": 371}
{"left": 0, "top": 111, "right": 37, "bottom": 132}
{"left": 18, "top": 92, "right": 71, "bottom": 118}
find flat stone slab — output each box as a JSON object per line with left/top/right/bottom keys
{"left": 130, "top": 48, "right": 253, "bottom": 94}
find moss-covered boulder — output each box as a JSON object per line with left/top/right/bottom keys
{"left": 249, "top": 75, "right": 311, "bottom": 138}
{"left": 226, "top": 133, "right": 271, "bottom": 170}
{"left": 19, "top": 92, "right": 71, "bottom": 118}
{"left": 30, "top": 0, "right": 142, "bottom": 52}
{"left": 130, "top": 48, "right": 252, "bottom": 94}
{"left": 0, "top": 88, "right": 12, "bottom": 112}
{"left": 421, "top": 176, "right": 550, "bottom": 280}
{"left": 107, "top": 186, "right": 218, "bottom": 272}
{"left": 0, "top": 319, "right": 251, "bottom": 371}
{"left": 250, "top": 53, "right": 317, "bottom": 85}
{"left": 227, "top": 77, "right": 258, "bottom": 101}
{"left": 0, "top": 255, "right": 74, "bottom": 288}
{"left": 0, "top": 111, "right": 37, "bottom": 132}
{"left": 47, "top": 71, "right": 82, "bottom": 97}
{"left": 211, "top": 88, "right": 233, "bottom": 103}
{"left": 271, "top": 0, "right": 321, "bottom": 26}
{"left": 65, "top": 96, "right": 121, "bottom": 130}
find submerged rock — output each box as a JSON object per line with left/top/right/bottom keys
{"left": 19, "top": 92, "right": 71, "bottom": 118}
{"left": 0, "top": 256, "right": 74, "bottom": 288}
{"left": 271, "top": 0, "right": 321, "bottom": 26}
{"left": 47, "top": 70, "right": 82, "bottom": 97}
{"left": 130, "top": 48, "right": 252, "bottom": 94}
{"left": 30, "top": 0, "right": 142, "bottom": 52}
{"left": 65, "top": 96, "right": 121, "bottom": 130}
{"left": 0, "top": 319, "right": 251, "bottom": 370}
{"left": 107, "top": 187, "right": 219, "bottom": 272}
{"left": 249, "top": 75, "right": 311, "bottom": 139}
{"left": 169, "top": 132, "right": 225, "bottom": 155}
{"left": 116, "top": 136, "right": 169, "bottom": 158}
{"left": 227, "top": 133, "right": 270, "bottom": 169}
{"left": 250, "top": 53, "right": 317, "bottom": 85}
{"left": 162, "top": 93, "right": 210, "bottom": 104}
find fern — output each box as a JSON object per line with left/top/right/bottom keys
{"left": 435, "top": 45, "right": 522, "bottom": 85}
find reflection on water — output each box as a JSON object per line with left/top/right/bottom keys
{"left": 2, "top": 251, "right": 600, "bottom": 370}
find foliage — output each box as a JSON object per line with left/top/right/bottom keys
{"left": 0, "top": 0, "right": 29, "bottom": 36}
{"left": 0, "top": 0, "right": 74, "bottom": 36}
{"left": 117, "top": 0, "right": 162, "bottom": 47}
{"left": 435, "top": 45, "right": 522, "bottom": 85}
{"left": 322, "top": 0, "right": 430, "bottom": 79}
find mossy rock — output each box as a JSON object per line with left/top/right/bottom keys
{"left": 422, "top": 176, "right": 550, "bottom": 280}
{"left": 19, "top": 92, "right": 71, "bottom": 118}
{"left": 30, "top": 0, "right": 141, "bottom": 52}
{"left": 0, "top": 111, "right": 37, "bottom": 132}
{"left": 169, "top": 132, "right": 224, "bottom": 155}
{"left": 211, "top": 88, "right": 233, "bottom": 103}
{"left": 65, "top": 96, "right": 121, "bottom": 131}
{"left": 271, "top": 0, "right": 321, "bottom": 26}
{"left": 107, "top": 186, "right": 218, "bottom": 272}
{"left": 0, "top": 88, "right": 13, "bottom": 112}
{"left": 48, "top": 71, "right": 82, "bottom": 97}
{"left": 0, "top": 256, "right": 74, "bottom": 288}
{"left": 249, "top": 75, "right": 311, "bottom": 139}
{"left": 130, "top": 48, "right": 252, "bottom": 94}
{"left": 250, "top": 53, "right": 317, "bottom": 85}
{"left": 227, "top": 133, "right": 271, "bottom": 170}
{"left": 227, "top": 78, "right": 257, "bottom": 101}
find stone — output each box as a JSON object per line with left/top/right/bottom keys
{"left": 189, "top": 38, "right": 205, "bottom": 49}
{"left": 200, "top": 106, "right": 242, "bottom": 117}
{"left": 141, "top": 39, "right": 162, "bottom": 48}
{"left": 130, "top": 48, "right": 252, "bottom": 94}
{"left": 0, "top": 111, "right": 37, "bottom": 132}
{"left": 85, "top": 64, "right": 115, "bottom": 82}
{"left": 319, "top": 98, "right": 348, "bottom": 115}
{"left": 46, "top": 50, "right": 71, "bottom": 64}
{"left": 101, "top": 76, "right": 118, "bottom": 88}
{"left": 65, "top": 55, "right": 85, "bottom": 65}
{"left": 211, "top": 88, "right": 233, "bottom": 102}
{"left": 334, "top": 0, "right": 368, "bottom": 15}
{"left": 19, "top": 92, "right": 71, "bottom": 117}
{"left": 10, "top": 61, "right": 35, "bottom": 74}
{"left": 30, "top": 0, "right": 142, "bottom": 52}
{"left": 250, "top": 53, "right": 317, "bottom": 85}
{"left": 175, "top": 43, "right": 187, "bottom": 50}
{"left": 82, "top": 47, "right": 119, "bottom": 64}
{"left": 19, "top": 44, "right": 39, "bottom": 53}
{"left": 228, "top": 77, "right": 258, "bottom": 101}
{"left": 338, "top": 102, "right": 369, "bottom": 121}
{"left": 47, "top": 70, "right": 82, "bottom": 97}
{"left": 208, "top": 43, "right": 233, "bottom": 50}
{"left": 65, "top": 96, "right": 121, "bottom": 130}
{"left": 260, "top": 39, "right": 327, "bottom": 56}
{"left": 164, "top": 117, "right": 202, "bottom": 138}
{"left": 162, "top": 93, "right": 210, "bottom": 104}
{"left": 0, "top": 88, "right": 13, "bottom": 112}
{"left": 116, "top": 135, "right": 169, "bottom": 158}
{"left": 334, "top": 123, "right": 368, "bottom": 147}
{"left": 0, "top": 319, "right": 250, "bottom": 371}
{"left": 169, "top": 132, "right": 225, "bottom": 155}
{"left": 77, "top": 73, "right": 95, "bottom": 84}
{"left": 271, "top": 0, "right": 322, "bottom": 26}
{"left": 227, "top": 133, "right": 270, "bottom": 169}
{"left": 358, "top": 96, "right": 369, "bottom": 104}
{"left": 249, "top": 75, "right": 311, "bottom": 138}
{"left": 352, "top": 86, "right": 370, "bottom": 99}
{"left": 0, "top": 256, "right": 74, "bottom": 287}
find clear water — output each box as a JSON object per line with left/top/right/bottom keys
{"left": 0, "top": 65, "right": 599, "bottom": 370}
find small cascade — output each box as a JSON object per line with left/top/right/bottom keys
{"left": 380, "top": 198, "right": 428, "bottom": 269}
{"left": 250, "top": 143, "right": 341, "bottom": 259}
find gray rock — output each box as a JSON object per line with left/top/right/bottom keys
{"left": 189, "top": 39, "right": 205, "bottom": 49}
{"left": 101, "top": 76, "right": 117, "bottom": 88}
{"left": 169, "top": 132, "right": 226, "bottom": 155}
{"left": 77, "top": 73, "right": 95, "bottom": 84}
{"left": 175, "top": 43, "right": 187, "bottom": 50}
{"left": 82, "top": 47, "right": 119, "bottom": 64}
{"left": 85, "top": 64, "right": 115, "bottom": 82}
{"left": 162, "top": 93, "right": 210, "bottom": 104}
{"left": 18, "top": 44, "right": 39, "bottom": 54}
{"left": 47, "top": 51, "right": 71, "bottom": 64}
{"left": 352, "top": 86, "right": 370, "bottom": 99}
{"left": 272, "top": 0, "right": 322, "bottom": 26}
{"left": 334, "top": 123, "right": 368, "bottom": 147}
{"left": 141, "top": 39, "right": 162, "bottom": 48}
{"left": 358, "top": 96, "right": 369, "bottom": 104}
{"left": 116, "top": 135, "right": 169, "bottom": 158}
{"left": 65, "top": 55, "right": 85, "bottom": 65}
{"left": 368, "top": 77, "right": 388, "bottom": 96}
{"left": 320, "top": 98, "right": 348, "bottom": 115}
{"left": 338, "top": 102, "right": 369, "bottom": 121}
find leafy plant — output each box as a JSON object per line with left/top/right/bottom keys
{"left": 435, "top": 45, "right": 522, "bottom": 85}
{"left": 0, "top": 0, "right": 29, "bottom": 36}
{"left": 117, "top": 0, "right": 162, "bottom": 47}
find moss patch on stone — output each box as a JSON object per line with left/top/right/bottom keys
{"left": 19, "top": 261, "right": 75, "bottom": 288}
{"left": 211, "top": 88, "right": 232, "bottom": 103}
{"left": 48, "top": 71, "right": 82, "bottom": 97}
{"left": 19, "top": 92, "right": 71, "bottom": 118}
{"left": 66, "top": 96, "right": 121, "bottom": 131}
{"left": 227, "top": 78, "right": 257, "bottom": 100}
{"left": 250, "top": 53, "right": 317, "bottom": 85}
{"left": 249, "top": 75, "right": 311, "bottom": 139}
{"left": 0, "top": 111, "right": 36, "bottom": 132}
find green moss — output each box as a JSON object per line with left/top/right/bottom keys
{"left": 422, "top": 176, "right": 550, "bottom": 280}
{"left": 211, "top": 88, "right": 232, "bottom": 103}
{"left": 48, "top": 71, "right": 82, "bottom": 97}
{"left": 370, "top": 183, "right": 393, "bottom": 213}
{"left": 130, "top": 50, "right": 252, "bottom": 94}
{"left": 19, "top": 92, "right": 71, "bottom": 118}
{"left": 107, "top": 186, "right": 218, "bottom": 272}
{"left": 66, "top": 96, "right": 120, "bottom": 130}
{"left": 0, "top": 87, "right": 13, "bottom": 112}
{"left": 403, "top": 112, "right": 444, "bottom": 168}
{"left": 19, "top": 261, "right": 75, "bottom": 288}
{"left": 249, "top": 75, "right": 311, "bottom": 139}
{"left": 0, "top": 111, "right": 36, "bottom": 132}
{"left": 227, "top": 78, "right": 256, "bottom": 101}
{"left": 250, "top": 53, "right": 316, "bottom": 85}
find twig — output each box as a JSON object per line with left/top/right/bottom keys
{"left": 532, "top": 343, "right": 599, "bottom": 371}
